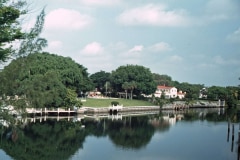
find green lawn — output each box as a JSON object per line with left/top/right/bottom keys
{"left": 80, "top": 98, "right": 155, "bottom": 107}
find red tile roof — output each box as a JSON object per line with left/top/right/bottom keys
{"left": 157, "top": 85, "right": 174, "bottom": 89}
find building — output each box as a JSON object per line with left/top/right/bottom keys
{"left": 154, "top": 85, "right": 186, "bottom": 99}
{"left": 177, "top": 91, "right": 186, "bottom": 99}
{"left": 199, "top": 88, "right": 207, "bottom": 99}
{"left": 154, "top": 85, "right": 177, "bottom": 99}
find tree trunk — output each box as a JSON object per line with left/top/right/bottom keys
{"left": 130, "top": 90, "right": 133, "bottom": 100}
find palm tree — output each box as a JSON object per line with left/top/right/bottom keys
{"left": 122, "top": 81, "right": 137, "bottom": 100}
{"left": 122, "top": 82, "right": 130, "bottom": 99}
{"left": 129, "top": 81, "right": 137, "bottom": 100}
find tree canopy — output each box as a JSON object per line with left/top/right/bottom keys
{"left": 153, "top": 73, "right": 173, "bottom": 86}
{"left": 0, "top": 52, "right": 93, "bottom": 108}
{"left": 0, "top": 0, "right": 47, "bottom": 63}
{"left": 0, "top": 0, "right": 27, "bottom": 62}
{"left": 89, "top": 70, "right": 111, "bottom": 92}
{"left": 111, "top": 65, "right": 156, "bottom": 97}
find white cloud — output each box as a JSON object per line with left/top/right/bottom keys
{"left": 148, "top": 42, "right": 172, "bottom": 52}
{"left": 76, "top": 42, "right": 115, "bottom": 73}
{"left": 80, "top": 0, "right": 121, "bottom": 6}
{"left": 45, "top": 8, "right": 93, "bottom": 30}
{"left": 80, "top": 42, "right": 104, "bottom": 56}
{"left": 117, "top": 4, "right": 189, "bottom": 27}
{"left": 227, "top": 27, "right": 240, "bottom": 44}
{"left": 119, "top": 45, "right": 143, "bottom": 59}
{"left": 128, "top": 45, "right": 144, "bottom": 52}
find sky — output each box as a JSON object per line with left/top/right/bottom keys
{"left": 19, "top": 0, "right": 240, "bottom": 87}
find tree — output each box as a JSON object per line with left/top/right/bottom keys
{"left": 0, "top": 52, "right": 93, "bottom": 108}
{"left": 0, "top": 0, "right": 26, "bottom": 62}
{"left": 225, "top": 86, "right": 238, "bottom": 108}
{"left": 178, "top": 82, "right": 203, "bottom": 100}
{"left": 111, "top": 65, "right": 156, "bottom": 98}
{"left": 64, "top": 88, "right": 82, "bottom": 109}
{"left": 152, "top": 73, "right": 173, "bottom": 86}
{"left": 122, "top": 82, "right": 130, "bottom": 99}
{"left": 17, "top": 8, "right": 47, "bottom": 57}
{"left": 89, "top": 70, "right": 111, "bottom": 93}
{"left": 129, "top": 81, "right": 137, "bottom": 100}
{"left": 207, "top": 86, "right": 227, "bottom": 100}
{"left": 104, "top": 81, "right": 112, "bottom": 97}
{"left": 122, "top": 81, "right": 137, "bottom": 100}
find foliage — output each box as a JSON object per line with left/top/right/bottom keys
{"left": 111, "top": 65, "right": 156, "bottom": 97}
{"left": 89, "top": 70, "right": 111, "bottom": 93}
{"left": 225, "top": 86, "right": 238, "bottom": 108}
{"left": 153, "top": 73, "right": 173, "bottom": 86}
{"left": 107, "top": 116, "right": 155, "bottom": 150}
{"left": 0, "top": 0, "right": 26, "bottom": 62}
{"left": 64, "top": 88, "right": 82, "bottom": 108}
{"left": 0, "top": 120, "right": 85, "bottom": 160}
{"left": 16, "top": 8, "right": 47, "bottom": 57}
{"left": 176, "top": 82, "right": 203, "bottom": 99}
{"left": 207, "top": 86, "right": 227, "bottom": 100}
{"left": 111, "top": 101, "right": 119, "bottom": 106}
{"left": 0, "top": 52, "right": 93, "bottom": 108}
{"left": 153, "top": 97, "right": 172, "bottom": 108}
{"left": 122, "top": 81, "right": 137, "bottom": 100}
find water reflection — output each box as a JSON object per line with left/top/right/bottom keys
{"left": 0, "top": 119, "right": 85, "bottom": 160}
{"left": 0, "top": 107, "right": 239, "bottom": 160}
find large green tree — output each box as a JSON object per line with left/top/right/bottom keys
{"left": 111, "top": 65, "right": 156, "bottom": 98}
{"left": 207, "top": 86, "right": 227, "bottom": 100}
{"left": 0, "top": 0, "right": 26, "bottom": 62}
{"left": 153, "top": 73, "right": 173, "bottom": 86}
{"left": 0, "top": 52, "right": 93, "bottom": 108}
{"left": 89, "top": 70, "right": 111, "bottom": 93}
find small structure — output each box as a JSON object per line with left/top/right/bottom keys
{"left": 177, "top": 91, "right": 186, "bottom": 99}
{"left": 108, "top": 105, "right": 123, "bottom": 114}
{"left": 88, "top": 89, "right": 101, "bottom": 97}
{"left": 199, "top": 88, "right": 208, "bottom": 99}
{"left": 26, "top": 108, "right": 76, "bottom": 116}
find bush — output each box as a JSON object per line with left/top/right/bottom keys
{"left": 111, "top": 101, "right": 119, "bottom": 106}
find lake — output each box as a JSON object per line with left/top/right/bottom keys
{"left": 0, "top": 108, "right": 239, "bottom": 160}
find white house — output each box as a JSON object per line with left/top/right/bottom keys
{"left": 154, "top": 85, "right": 186, "bottom": 99}
{"left": 154, "top": 85, "right": 177, "bottom": 99}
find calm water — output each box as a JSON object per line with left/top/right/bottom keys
{"left": 0, "top": 108, "right": 239, "bottom": 160}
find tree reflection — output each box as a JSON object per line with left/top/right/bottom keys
{"left": 107, "top": 116, "right": 155, "bottom": 150}
{"left": 0, "top": 120, "right": 86, "bottom": 160}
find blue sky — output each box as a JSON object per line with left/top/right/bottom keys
{"left": 22, "top": 0, "right": 240, "bottom": 87}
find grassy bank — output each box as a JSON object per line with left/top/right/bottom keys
{"left": 81, "top": 98, "right": 155, "bottom": 107}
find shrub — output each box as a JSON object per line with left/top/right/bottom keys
{"left": 111, "top": 101, "right": 119, "bottom": 106}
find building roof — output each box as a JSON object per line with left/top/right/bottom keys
{"left": 157, "top": 85, "right": 175, "bottom": 89}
